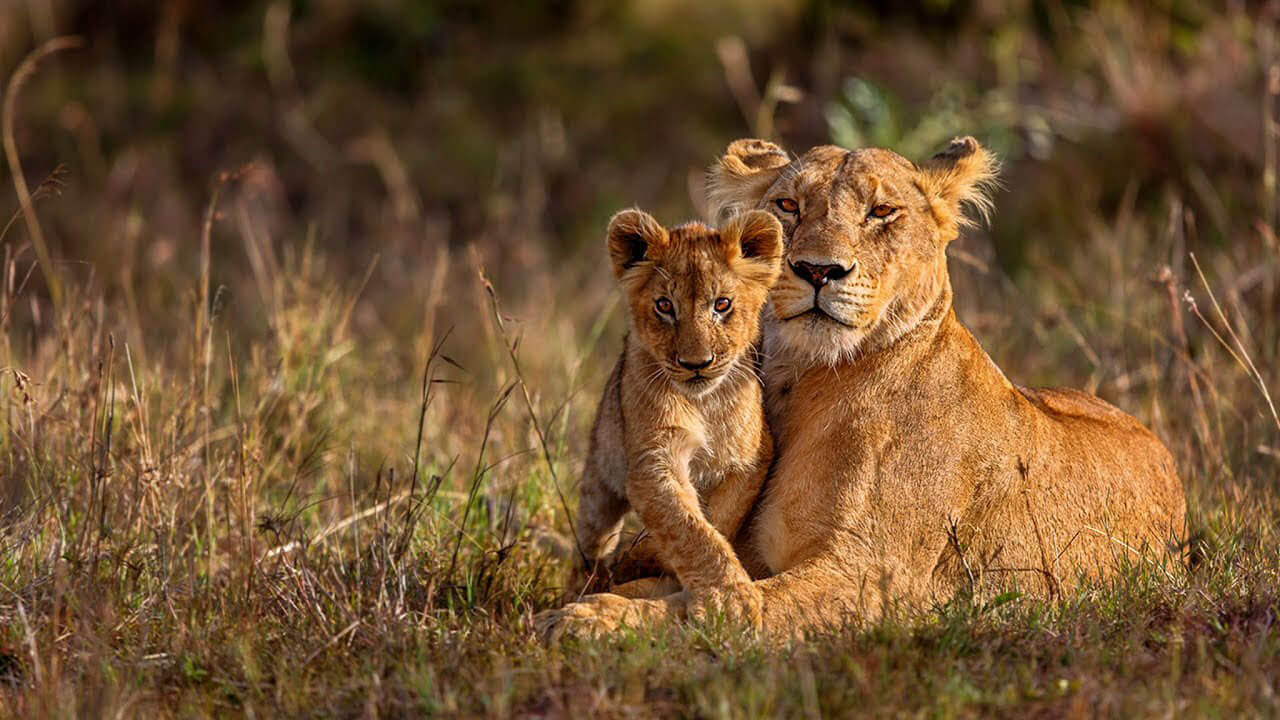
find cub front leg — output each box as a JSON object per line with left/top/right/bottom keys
{"left": 625, "top": 431, "right": 760, "bottom": 626}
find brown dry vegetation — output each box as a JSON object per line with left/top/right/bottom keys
{"left": 0, "top": 1, "right": 1278, "bottom": 717}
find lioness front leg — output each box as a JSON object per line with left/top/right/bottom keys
{"left": 609, "top": 575, "right": 682, "bottom": 599}
{"left": 542, "top": 557, "right": 877, "bottom": 642}
{"left": 750, "top": 557, "right": 884, "bottom": 638}
{"left": 534, "top": 591, "right": 687, "bottom": 642}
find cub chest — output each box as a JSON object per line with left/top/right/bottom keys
{"left": 659, "top": 379, "right": 763, "bottom": 490}
{"left": 687, "top": 393, "right": 764, "bottom": 490}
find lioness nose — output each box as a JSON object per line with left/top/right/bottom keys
{"left": 677, "top": 355, "right": 714, "bottom": 371}
{"left": 791, "top": 260, "right": 852, "bottom": 288}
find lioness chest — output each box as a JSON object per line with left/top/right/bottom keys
{"left": 755, "top": 367, "right": 889, "bottom": 573}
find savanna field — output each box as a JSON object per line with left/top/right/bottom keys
{"left": 0, "top": 2, "right": 1278, "bottom": 717}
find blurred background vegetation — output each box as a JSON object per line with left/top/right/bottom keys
{"left": 2, "top": 1, "right": 1279, "bottom": 715}
{"left": 2, "top": 2, "right": 1272, "bottom": 292}
{"left": 0, "top": 0, "right": 1275, "bottom": 381}
{"left": 0, "top": 1, "right": 1274, "bottom": 370}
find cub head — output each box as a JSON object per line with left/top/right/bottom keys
{"left": 606, "top": 208, "right": 784, "bottom": 396}
{"left": 709, "top": 136, "right": 999, "bottom": 366}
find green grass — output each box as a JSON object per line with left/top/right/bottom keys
{"left": 0, "top": 185, "right": 1275, "bottom": 717}
{"left": 1, "top": 1, "right": 1279, "bottom": 717}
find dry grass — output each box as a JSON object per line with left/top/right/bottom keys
{"left": 0, "top": 1, "right": 1278, "bottom": 717}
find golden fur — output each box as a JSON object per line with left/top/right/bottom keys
{"left": 540, "top": 137, "right": 1186, "bottom": 640}
{"left": 565, "top": 208, "right": 784, "bottom": 623}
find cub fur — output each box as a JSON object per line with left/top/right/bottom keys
{"left": 571, "top": 208, "right": 783, "bottom": 620}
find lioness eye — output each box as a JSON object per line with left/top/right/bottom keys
{"left": 869, "top": 204, "right": 896, "bottom": 219}
{"left": 714, "top": 297, "right": 732, "bottom": 313}
{"left": 775, "top": 198, "right": 799, "bottom": 213}
{"left": 655, "top": 297, "right": 674, "bottom": 315}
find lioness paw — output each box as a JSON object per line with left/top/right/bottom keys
{"left": 688, "top": 583, "right": 763, "bottom": 631}
{"left": 533, "top": 593, "right": 662, "bottom": 644}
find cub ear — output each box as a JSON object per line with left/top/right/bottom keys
{"left": 707, "top": 138, "right": 791, "bottom": 222}
{"left": 915, "top": 136, "right": 1001, "bottom": 240}
{"left": 606, "top": 208, "right": 667, "bottom": 279}
{"left": 721, "top": 209, "right": 784, "bottom": 286}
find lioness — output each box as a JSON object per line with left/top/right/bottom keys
{"left": 541, "top": 137, "right": 1186, "bottom": 638}
{"left": 569, "top": 208, "right": 784, "bottom": 621}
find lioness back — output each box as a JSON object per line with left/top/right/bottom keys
{"left": 571, "top": 209, "right": 782, "bottom": 607}
{"left": 1019, "top": 384, "right": 1183, "bottom": 526}
{"left": 1018, "top": 385, "right": 1185, "bottom": 571}
{"left": 1019, "top": 386, "right": 1140, "bottom": 426}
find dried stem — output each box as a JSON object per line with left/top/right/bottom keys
{"left": 478, "top": 266, "right": 588, "bottom": 567}
{"left": 1157, "top": 265, "right": 1218, "bottom": 461}
{"left": 1188, "top": 253, "right": 1280, "bottom": 434}
{"left": 2, "top": 36, "right": 81, "bottom": 311}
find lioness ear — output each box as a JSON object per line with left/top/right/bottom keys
{"left": 707, "top": 138, "right": 791, "bottom": 222}
{"left": 916, "top": 136, "right": 1000, "bottom": 241}
{"left": 606, "top": 208, "right": 667, "bottom": 279}
{"left": 721, "top": 209, "right": 783, "bottom": 286}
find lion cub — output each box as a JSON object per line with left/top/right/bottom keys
{"left": 573, "top": 208, "right": 782, "bottom": 616}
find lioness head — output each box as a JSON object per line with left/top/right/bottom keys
{"left": 606, "top": 208, "right": 783, "bottom": 396}
{"left": 708, "top": 137, "right": 999, "bottom": 366}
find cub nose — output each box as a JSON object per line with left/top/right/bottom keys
{"left": 790, "top": 260, "right": 852, "bottom": 288}
{"left": 677, "top": 355, "right": 714, "bottom": 371}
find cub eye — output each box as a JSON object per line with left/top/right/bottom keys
{"left": 869, "top": 204, "right": 896, "bottom": 219}
{"left": 713, "top": 297, "right": 732, "bottom": 313}
{"left": 655, "top": 297, "right": 674, "bottom": 315}
{"left": 775, "top": 198, "right": 799, "bottom": 214}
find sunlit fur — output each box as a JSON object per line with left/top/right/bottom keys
{"left": 542, "top": 138, "right": 1186, "bottom": 642}
{"left": 710, "top": 138, "right": 998, "bottom": 369}
{"left": 608, "top": 209, "right": 784, "bottom": 396}
{"left": 561, "top": 209, "right": 783, "bottom": 627}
